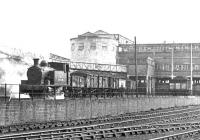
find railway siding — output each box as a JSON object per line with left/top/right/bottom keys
{"left": 0, "top": 96, "right": 200, "bottom": 126}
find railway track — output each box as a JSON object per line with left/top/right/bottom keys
{"left": 2, "top": 105, "right": 200, "bottom": 139}
{"left": 0, "top": 106, "right": 200, "bottom": 140}
{"left": 0, "top": 105, "right": 195, "bottom": 134}
{"left": 1, "top": 122, "right": 200, "bottom": 140}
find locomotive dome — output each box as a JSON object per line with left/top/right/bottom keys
{"left": 40, "top": 60, "right": 48, "bottom": 67}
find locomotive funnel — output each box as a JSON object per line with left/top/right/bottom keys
{"left": 33, "top": 58, "right": 39, "bottom": 66}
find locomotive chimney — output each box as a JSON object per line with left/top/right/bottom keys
{"left": 33, "top": 58, "right": 39, "bottom": 66}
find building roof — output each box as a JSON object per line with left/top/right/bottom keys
{"left": 94, "top": 30, "right": 109, "bottom": 35}
{"left": 79, "top": 32, "right": 98, "bottom": 37}
{"left": 71, "top": 30, "right": 133, "bottom": 43}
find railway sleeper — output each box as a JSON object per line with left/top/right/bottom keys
{"left": 158, "top": 128, "right": 169, "bottom": 133}
{"left": 83, "top": 135, "right": 96, "bottom": 140}
{"left": 115, "top": 132, "right": 127, "bottom": 137}
{"left": 0, "top": 128, "right": 9, "bottom": 133}
{"left": 91, "top": 134, "right": 106, "bottom": 139}
{"left": 69, "top": 134, "right": 95, "bottom": 140}
{"left": 17, "top": 127, "right": 26, "bottom": 131}
{"left": 9, "top": 127, "right": 18, "bottom": 132}
{"left": 104, "top": 132, "right": 118, "bottom": 138}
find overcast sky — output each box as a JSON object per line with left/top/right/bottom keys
{"left": 0, "top": 0, "right": 200, "bottom": 59}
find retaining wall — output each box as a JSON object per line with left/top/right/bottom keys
{"left": 0, "top": 96, "right": 200, "bottom": 126}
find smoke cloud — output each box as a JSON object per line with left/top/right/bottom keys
{"left": 0, "top": 58, "right": 29, "bottom": 97}
{"left": 0, "top": 46, "right": 45, "bottom": 98}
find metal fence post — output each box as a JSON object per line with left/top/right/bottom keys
{"left": 4, "top": 83, "right": 7, "bottom": 102}
{"left": 19, "top": 84, "right": 21, "bottom": 101}
{"left": 31, "top": 85, "right": 33, "bottom": 100}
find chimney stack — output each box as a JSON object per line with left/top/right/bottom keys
{"left": 33, "top": 58, "right": 39, "bottom": 66}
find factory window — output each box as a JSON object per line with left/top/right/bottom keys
{"left": 90, "top": 43, "right": 96, "bottom": 50}
{"left": 181, "top": 83, "right": 187, "bottom": 89}
{"left": 78, "top": 43, "right": 84, "bottom": 51}
{"left": 71, "top": 43, "right": 75, "bottom": 51}
{"left": 165, "top": 64, "right": 170, "bottom": 71}
{"left": 140, "top": 80, "right": 145, "bottom": 83}
{"left": 118, "top": 47, "right": 122, "bottom": 52}
{"left": 128, "top": 58, "right": 134, "bottom": 64}
{"left": 175, "top": 83, "right": 181, "bottom": 89}
{"left": 194, "top": 65, "right": 199, "bottom": 71}
{"left": 102, "top": 45, "right": 107, "bottom": 50}
{"left": 170, "top": 83, "right": 175, "bottom": 89}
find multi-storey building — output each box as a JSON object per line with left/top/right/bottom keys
{"left": 117, "top": 43, "right": 200, "bottom": 95}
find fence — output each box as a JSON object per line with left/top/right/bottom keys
{"left": 0, "top": 83, "right": 198, "bottom": 103}
{"left": 0, "top": 84, "right": 22, "bottom": 102}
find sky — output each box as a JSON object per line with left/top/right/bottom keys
{"left": 0, "top": 0, "right": 200, "bottom": 59}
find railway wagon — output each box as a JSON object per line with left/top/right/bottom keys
{"left": 68, "top": 70, "right": 134, "bottom": 97}
{"left": 155, "top": 78, "right": 171, "bottom": 95}
{"left": 155, "top": 76, "right": 190, "bottom": 96}
{"left": 169, "top": 77, "right": 189, "bottom": 96}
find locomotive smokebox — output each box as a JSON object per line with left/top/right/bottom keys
{"left": 33, "top": 58, "right": 39, "bottom": 66}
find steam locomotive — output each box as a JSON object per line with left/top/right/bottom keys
{"left": 20, "top": 59, "right": 69, "bottom": 98}
{"left": 20, "top": 59, "right": 134, "bottom": 98}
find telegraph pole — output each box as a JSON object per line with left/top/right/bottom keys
{"left": 171, "top": 47, "right": 174, "bottom": 79}
{"left": 190, "top": 43, "right": 193, "bottom": 95}
{"left": 134, "top": 36, "right": 138, "bottom": 97}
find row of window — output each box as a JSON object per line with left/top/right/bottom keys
{"left": 118, "top": 44, "right": 200, "bottom": 53}
{"left": 170, "top": 83, "right": 187, "bottom": 90}
{"left": 156, "top": 64, "right": 200, "bottom": 71}
{"left": 157, "top": 79, "right": 200, "bottom": 84}
{"left": 71, "top": 75, "right": 120, "bottom": 88}
{"left": 138, "top": 44, "right": 200, "bottom": 52}
{"left": 71, "top": 43, "right": 109, "bottom": 51}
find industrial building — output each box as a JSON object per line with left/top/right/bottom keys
{"left": 71, "top": 30, "right": 200, "bottom": 95}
